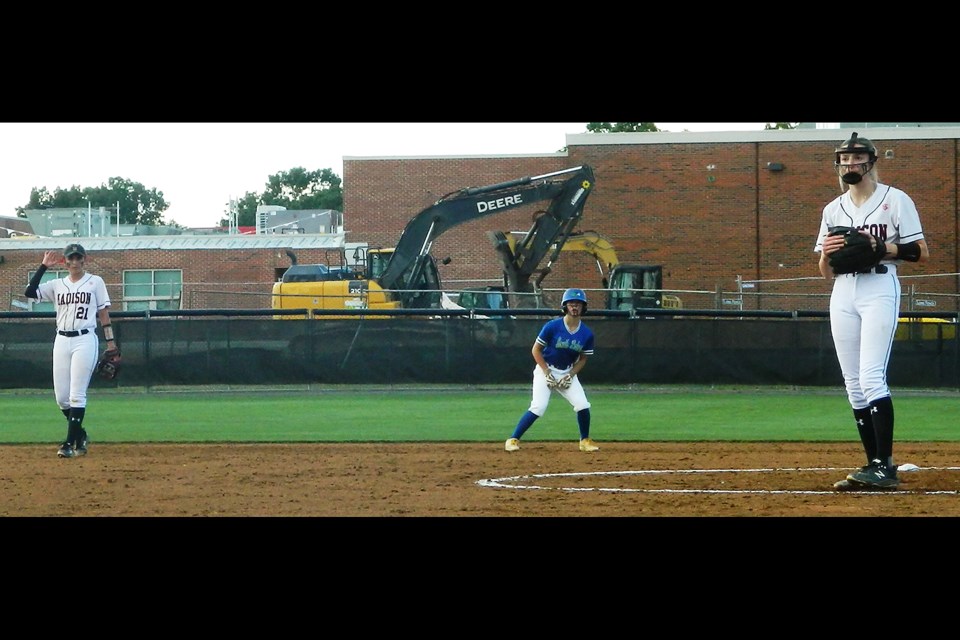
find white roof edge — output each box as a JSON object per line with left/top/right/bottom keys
{"left": 565, "top": 127, "right": 960, "bottom": 146}
{"left": 341, "top": 128, "right": 960, "bottom": 163}
{"left": 343, "top": 152, "right": 568, "bottom": 161}
{"left": 0, "top": 233, "right": 346, "bottom": 252}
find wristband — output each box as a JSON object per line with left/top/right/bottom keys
{"left": 102, "top": 324, "right": 115, "bottom": 341}
{"left": 895, "top": 241, "right": 921, "bottom": 262}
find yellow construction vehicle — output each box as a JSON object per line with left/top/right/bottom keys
{"left": 895, "top": 316, "right": 956, "bottom": 341}
{"left": 493, "top": 229, "right": 681, "bottom": 310}
{"left": 270, "top": 247, "right": 405, "bottom": 318}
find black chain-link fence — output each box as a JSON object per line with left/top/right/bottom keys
{"left": 1, "top": 308, "right": 957, "bottom": 389}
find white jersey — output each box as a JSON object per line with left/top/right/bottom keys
{"left": 814, "top": 182, "right": 925, "bottom": 265}
{"left": 35, "top": 273, "right": 111, "bottom": 333}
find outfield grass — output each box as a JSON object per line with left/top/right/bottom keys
{"left": 2, "top": 385, "right": 958, "bottom": 444}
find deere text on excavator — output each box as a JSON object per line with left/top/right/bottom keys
{"left": 271, "top": 165, "right": 596, "bottom": 317}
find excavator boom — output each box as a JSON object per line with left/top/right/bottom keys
{"left": 378, "top": 165, "right": 595, "bottom": 307}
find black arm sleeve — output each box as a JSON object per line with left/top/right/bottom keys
{"left": 895, "top": 241, "right": 922, "bottom": 262}
{"left": 24, "top": 264, "right": 47, "bottom": 299}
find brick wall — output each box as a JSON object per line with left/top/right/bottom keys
{"left": 1, "top": 247, "right": 350, "bottom": 311}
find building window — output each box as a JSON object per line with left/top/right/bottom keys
{"left": 25, "top": 268, "right": 69, "bottom": 311}
{"left": 122, "top": 269, "right": 183, "bottom": 311}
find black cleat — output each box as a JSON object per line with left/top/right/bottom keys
{"left": 57, "top": 442, "right": 75, "bottom": 459}
{"left": 75, "top": 430, "right": 88, "bottom": 456}
{"left": 834, "top": 464, "right": 872, "bottom": 491}
{"left": 846, "top": 459, "right": 899, "bottom": 490}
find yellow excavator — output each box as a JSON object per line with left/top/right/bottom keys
{"left": 491, "top": 229, "right": 681, "bottom": 310}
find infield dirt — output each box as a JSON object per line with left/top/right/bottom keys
{"left": 2, "top": 441, "right": 960, "bottom": 517}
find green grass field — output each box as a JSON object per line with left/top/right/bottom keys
{"left": 2, "top": 385, "right": 958, "bottom": 444}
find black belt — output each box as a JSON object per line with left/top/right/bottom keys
{"left": 854, "top": 264, "right": 889, "bottom": 275}
{"left": 58, "top": 329, "right": 90, "bottom": 337}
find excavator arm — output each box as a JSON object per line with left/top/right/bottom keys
{"left": 378, "top": 165, "right": 595, "bottom": 307}
{"left": 492, "top": 229, "right": 676, "bottom": 311}
{"left": 498, "top": 229, "right": 620, "bottom": 289}
{"left": 481, "top": 168, "right": 596, "bottom": 299}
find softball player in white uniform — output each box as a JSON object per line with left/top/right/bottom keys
{"left": 24, "top": 243, "right": 116, "bottom": 458}
{"left": 815, "top": 133, "right": 929, "bottom": 490}
{"left": 505, "top": 288, "right": 598, "bottom": 452}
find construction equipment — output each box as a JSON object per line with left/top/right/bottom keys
{"left": 494, "top": 229, "right": 679, "bottom": 310}
{"left": 271, "top": 165, "right": 596, "bottom": 316}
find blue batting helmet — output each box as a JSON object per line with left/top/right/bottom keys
{"left": 561, "top": 288, "right": 587, "bottom": 312}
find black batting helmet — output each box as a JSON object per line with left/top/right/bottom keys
{"left": 834, "top": 132, "right": 877, "bottom": 165}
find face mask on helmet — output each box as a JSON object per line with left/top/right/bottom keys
{"left": 840, "top": 165, "right": 870, "bottom": 184}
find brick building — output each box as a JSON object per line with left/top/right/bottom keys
{"left": 1, "top": 126, "right": 958, "bottom": 313}
{"left": 342, "top": 126, "right": 959, "bottom": 311}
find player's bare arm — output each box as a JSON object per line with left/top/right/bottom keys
{"left": 818, "top": 239, "right": 840, "bottom": 279}
{"left": 532, "top": 341, "right": 550, "bottom": 375}
{"left": 97, "top": 307, "right": 116, "bottom": 348}
{"left": 568, "top": 354, "right": 588, "bottom": 378}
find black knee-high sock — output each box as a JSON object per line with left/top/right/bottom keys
{"left": 853, "top": 407, "right": 876, "bottom": 463}
{"left": 869, "top": 396, "right": 895, "bottom": 468}
{"left": 67, "top": 407, "right": 86, "bottom": 444}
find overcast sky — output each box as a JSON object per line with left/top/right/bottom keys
{"left": 0, "top": 122, "right": 768, "bottom": 229}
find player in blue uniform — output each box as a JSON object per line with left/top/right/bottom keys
{"left": 505, "top": 288, "right": 598, "bottom": 452}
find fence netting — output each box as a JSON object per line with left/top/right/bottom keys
{"left": 2, "top": 314, "right": 956, "bottom": 389}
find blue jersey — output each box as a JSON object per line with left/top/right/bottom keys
{"left": 536, "top": 317, "right": 595, "bottom": 370}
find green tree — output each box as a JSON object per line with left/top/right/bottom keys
{"left": 586, "top": 122, "right": 661, "bottom": 133}
{"left": 18, "top": 177, "right": 170, "bottom": 226}
{"left": 764, "top": 123, "right": 799, "bottom": 130}
{"left": 223, "top": 167, "right": 343, "bottom": 227}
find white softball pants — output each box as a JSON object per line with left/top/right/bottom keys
{"left": 829, "top": 266, "right": 900, "bottom": 409}
{"left": 53, "top": 332, "right": 100, "bottom": 410}
{"left": 528, "top": 365, "right": 591, "bottom": 416}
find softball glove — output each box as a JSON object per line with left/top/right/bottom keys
{"left": 827, "top": 227, "right": 887, "bottom": 275}
{"left": 96, "top": 347, "right": 122, "bottom": 380}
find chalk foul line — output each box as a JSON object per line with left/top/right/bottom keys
{"left": 475, "top": 466, "right": 960, "bottom": 495}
